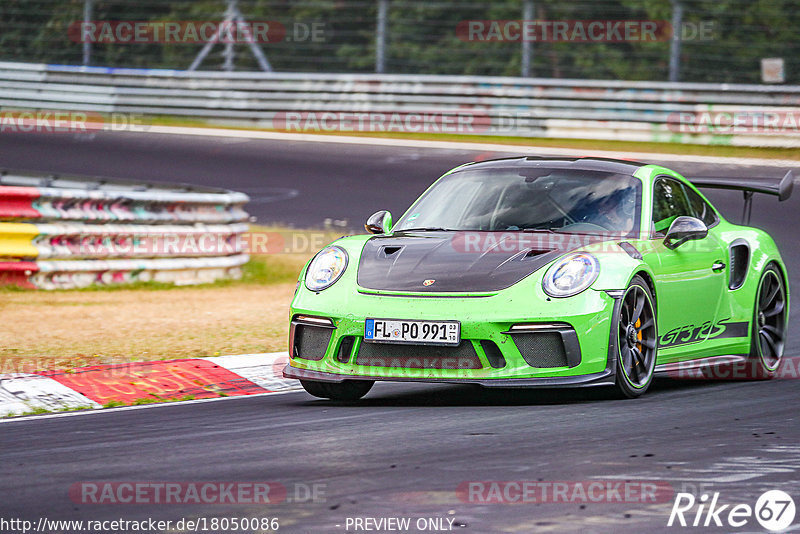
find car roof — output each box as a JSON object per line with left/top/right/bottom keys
{"left": 461, "top": 156, "right": 646, "bottom": 175}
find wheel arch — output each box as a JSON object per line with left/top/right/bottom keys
{"left": 747, "top": 234, "right": 790, "bottom": 311}
{"left": 748, "top": 258, "right": 790, "bottom": 376}
{"left": 632, "top": 269, "right": 657, "bottom": 312}
{"left": 612, "top": 268, "right": 659, "bottom": 397}
{"left": 763, "top": 258, "right": 790, "bottom": 314}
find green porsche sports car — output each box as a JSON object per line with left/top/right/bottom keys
{"left": 283, "top": 157, "right": 792, "bottom": 399}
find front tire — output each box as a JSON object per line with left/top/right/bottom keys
{"left": 300, "top": 379, "right": 374, "bottom": 400}
{"left": 748, "top": 264, "right": 787, "bottom": 379}
{"left": 614, "top": 275, "right": 658, "bottom": 398}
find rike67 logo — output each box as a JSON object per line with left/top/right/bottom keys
{"left": 668, "top": 490, "right": 795, "bottom": 531}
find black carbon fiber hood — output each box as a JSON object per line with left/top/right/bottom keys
{"left": 357, "top": 232, "right": 572, "bottom": 293}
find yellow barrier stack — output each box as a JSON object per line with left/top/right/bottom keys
{"left": 0, "top": 223, "right": 40, "bottom": 260}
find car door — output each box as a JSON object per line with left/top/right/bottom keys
{"left": 646, "top": 176, "right": 728, "bottom": 356}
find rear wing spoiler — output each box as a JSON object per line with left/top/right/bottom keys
{"left": 690, "top": 170, "right": 794, "bottom": 225}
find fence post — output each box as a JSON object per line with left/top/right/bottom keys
{"left": 223, "top": 0, "right": 237, "bottom": 71}
{"left": 375, "top": 0, "right": 388, "bottom": 73}
{"left": 82, "top": 0, "right": 93, "bottom": 66}
{"left": 669, "top": 0, "right": 683, "bottom": 82}
{"left": 521, "top": 0, "right": 534, "bottom": 77}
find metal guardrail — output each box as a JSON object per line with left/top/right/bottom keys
{"left": 0, "top": 168, "right": 250, "bottom": 289}
{"left": 1, "top": 61, "right": 800, "bottom": 147}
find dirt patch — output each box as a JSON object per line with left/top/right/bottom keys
{"left": 0, "top": 279, "right": 296, "bottom": 372}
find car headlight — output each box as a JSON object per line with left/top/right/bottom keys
{"left": 305, "top": 246, "right": 348, "bottom": 291}
{"left": 542, "top": 252, "right": 600, "bottom": 298}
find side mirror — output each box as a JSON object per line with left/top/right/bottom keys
{"left": 664, "top": 216, "right": 708, "bottom": 250}
{"left": 365, "top": 210, "right": 393, "bottom": 234}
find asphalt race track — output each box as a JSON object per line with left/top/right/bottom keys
{"left": 2, "top": 130, "right": 800, "bottom": 533}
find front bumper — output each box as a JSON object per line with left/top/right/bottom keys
{"left": 284, "top": 284, "right": 618, "bottom": 387}
{"left": 284, "top": 284, "right": 621, "bottom": 386}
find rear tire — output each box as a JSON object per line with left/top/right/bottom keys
{"left": 300, "top": 379, "right": 374, "bottom": 400}
{"left": 614, "top": 275, "right": 658, "bottom": 398}
{"left": 748, "top": 264, "right": 787, "bottom": 379}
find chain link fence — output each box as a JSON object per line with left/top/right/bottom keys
{"left": 0, "top": 0, "right": 797, "bottom": 83}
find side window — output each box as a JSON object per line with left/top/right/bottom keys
{"left": 652, "top": 178, "right": 693, "bottom": 235}
{"left": 684, "top": 186, "right": 719, "bottom": 227}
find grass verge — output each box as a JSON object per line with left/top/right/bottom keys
{"left": 0, "top": 226, "right": 342, "bottom": 370}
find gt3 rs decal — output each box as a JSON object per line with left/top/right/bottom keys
{"left": 659, "top": 318, "right": 749, "bottom": 348}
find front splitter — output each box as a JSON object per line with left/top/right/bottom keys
{"left": 283, "top": 364, "right": 616, "bottom": 388}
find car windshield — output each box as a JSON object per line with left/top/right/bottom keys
{"left": 394, "top": 166, "right": 642, "bottom": 236}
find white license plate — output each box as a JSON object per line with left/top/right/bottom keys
{"left": 364, "top": 318, "right": 460, "bottom": 346}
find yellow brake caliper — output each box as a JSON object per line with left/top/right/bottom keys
{"left": 635, "top": 318, "right": 643, "bottom": 356}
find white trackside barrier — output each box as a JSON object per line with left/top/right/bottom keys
{"left": 0, "top": 61, "right": 799, "bottom": 147}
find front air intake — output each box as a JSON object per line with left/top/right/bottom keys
{"left": 290, "top": 316, "right": 335, "bottom": 361}
{"left": 729, "top": 241, "right": 750, "bottom": 290}
{"left": 480, "top": 340, "right": 507, "bottom": 368}
{"left": 505, "top": 324, "right": 582, "bottom": 368}
{"left": 511, "top": 332, "right": 569, "bottom": 368}
{"left": 337, "top": 336, "right": 356, "bottom": 363}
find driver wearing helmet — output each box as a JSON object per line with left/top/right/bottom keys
{"left": 586, "top": 187, "right": 635, "bottom": 233}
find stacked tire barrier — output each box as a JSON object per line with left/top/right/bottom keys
{"left": 1, "top": 61, "right": 799, "bottom": 147}
{"left": 0, "top": 169, "right": 250, "bottom": 289}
